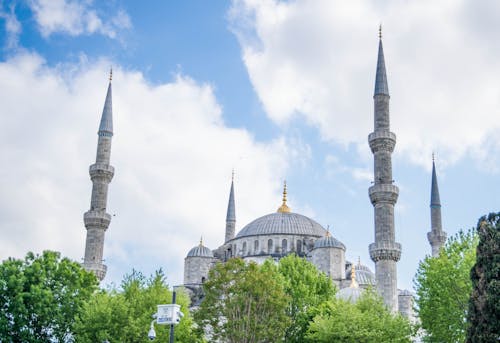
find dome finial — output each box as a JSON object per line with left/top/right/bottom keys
{"left": 358, "top": 256, "right": 361, "bottom": 266}
{"left": 350, "top": 264, "right": 359, "bottom": 288}
{"left": 199, "top": 236, "right": 203, "bottom": 246}
{"left": 277, "top": 180, "right": 291, "bottom": 213}
{"left": 326, "top": 225, "right": 331, "bottom": 237}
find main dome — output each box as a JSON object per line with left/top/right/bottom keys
{"left": 235, "top": 212, "right": 326, "bottom": 239}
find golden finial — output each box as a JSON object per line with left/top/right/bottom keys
{"left": 199, "top": 236, "right": 203, "bottom": 246}
{"left": 109, "top": 67, "right": 113, "bottom": 82}
{"left": 358, "top": 256, "right": 361, "bottom": 266}
{"left": 378, "top": 24, "right": 382, "bottom": 39}
{"left": 277, "top": 180, "right": 291, "bottom": 213}
{"left": 326, "top": 225, "right": 331, "bottom": 237}
{"left": 350, "top": 264, "right": 359, "bottom": 288}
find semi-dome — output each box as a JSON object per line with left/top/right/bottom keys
{"left": 345, "top": 263, "right": 375, "bottom": 286}
{"left": 313, "top": 234, "right": 346, "bottom": 250}
{"left": 235, "top": 212, "right": 326, "bottom": 239}
{"left": 186, "top": 240, "right": 213, "bottom": 258}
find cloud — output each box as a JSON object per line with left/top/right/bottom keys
{"left": 228, "top": 0, "right": 500, "bottom": 168}
{"left": 0, "top": 53, "right": 298, "bottom": 285}
{"left": 28, "top": 0, "right": 131, "bottom": 38}
{"left": 0, "top": 1, "right": 21, "bottom": 49}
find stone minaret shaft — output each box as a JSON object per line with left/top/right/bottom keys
{"left": 225, "top": 174, "right": 236, "bottom": 242}
{"left": 427, "top": 159, "right": 446, "bottom": 257}
{"left": 368, "top": 33, "right": 401, "bottom": 312}
{"left": 83, "top": 74, "right": 114, "bottom": 281}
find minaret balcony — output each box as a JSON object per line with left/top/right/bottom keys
{"left": 368, "top": 131, "right": 396, "bottom": 153}
{"left": 369, "top": 241, "right": 402, "bottom": 262}
{"left": 89, "top": 163, "right": 115, "bottom": 180}
{"left": 369, "top": 184, "right": 399, "bottom": 204}
{"left": 427, "top": 231, "right": 447, "bottom": 245}
{"left": 82, "top": 262, "right": 107, "bottom": 281}
{"left": 84, "top": 210, "right": 111, "bottom": 228}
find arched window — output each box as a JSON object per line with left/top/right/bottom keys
{"left": 268, "top": 239, "right": 273, "bottom": 253}
{"left": 201, "top": 277, "right": 206, "bottom": 283}
{"left": 233, "top": 244, "right": 237, "bottom": 256}
{"left": 254, "top": 240, "right": 259, "bottom": 254}
{"left": 296, "top": 240, "right": 302, "bottom": 254}
{"left": 282, "top": 239, "right": 288, "bottom": 253}
{"left": 242, "top": 242, "right": 247, "bottom": 255}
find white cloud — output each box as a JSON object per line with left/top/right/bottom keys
{"left": 0, "top": 53, "right": 299, "bottom": 285}
{"left": 28, "top": 0, "right": 131, "bottom": 38}
{"left": 229, "top": 0, "right": 500, "bottom": 168}
{"left": 0, "top": 2, "right": 21, "bottom": 49}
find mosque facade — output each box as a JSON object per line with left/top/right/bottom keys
{"left": 82, "top": 34, "right": 447, "bottom": 318}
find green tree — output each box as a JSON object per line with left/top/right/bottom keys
{"left": 414, "top": 229, "right": 478, "bottom": 343}
{"left": 74, "top": 269, "right": 201, "bottom": 342}
{"left": 276, "top": 254, "right": 336, "bottom": 343}
{"left": 306, "top": 290, "right": 413, "bottom": 342}
{"left": 0, "top": 251, "right": 98, "bottom": 342}
{"left": 466, "top": 213, "right": 500, "bottom": 343}
{"left": 194, "top": 258, "right": 290, "bottom": 343}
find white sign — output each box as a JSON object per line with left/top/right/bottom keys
{"left": 156, "top": 304, "right": 181, "bottom": 325}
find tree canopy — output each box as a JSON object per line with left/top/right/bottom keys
{"left": 466, "top": 212, "right": 500, "bottom": 343}
{"left": 0, "top": 251, "right": 98, "bottom": 343}
{"left": 414, "top": 229, "right": 478, "bottom": 343}
{"left": 74, "top": 269, "right": 201, "bottom": 343}
{"left": 276, "top": 254, "right": 336, "bottom": 342}
{"left": 194, "top": 258, "right": 290, "bottom": 343}
{"left": 306, "top": 290, "right": 413, "bottom": 343}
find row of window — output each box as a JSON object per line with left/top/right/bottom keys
{"left": 232, "top": 238, "right": 304, "bottom": 256}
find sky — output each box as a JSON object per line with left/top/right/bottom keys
{"left": 0, "top": 0, "right": 499, "bottom": 291}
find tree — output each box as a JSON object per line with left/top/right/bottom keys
{"left": 414, "top": 229, "right": 479, "bottom": 343}
{"left": 306, "top": 290, "right": 413, "bottom": 342}
{"left": 74, "top": 269, "right": 201, "bottom": 343}
{"left": 0, "top": 251, "right": 98, "bottom": 342}
{"left": 194, "top": 258, "right": 290, "bottom": 343}
{"left": 466, "top": 213, "right": 500, "bottom": 343}
{"left": 276, "top": 254, "right": 336, "bottom": 343}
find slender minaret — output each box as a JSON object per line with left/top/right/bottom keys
{"left": 368, "top": 27, "right": 401, "bottom": 312}
{"left": 224, "top": 171, "right": 236, "bottom": 242}
{"left": 83, "top": 70, "right": 115, "bottom": 281}
{"left": 427, "top": 156, "right": 447, "bottom": 257}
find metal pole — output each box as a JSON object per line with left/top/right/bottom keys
{"left": 169, "top": 291, "right": 176, "bottom": 343}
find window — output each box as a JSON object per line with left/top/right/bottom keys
{"left": 268, "top": 239, "right": 273, "bottom": 253}
{"left": 282, "top": 239, "right": 288, "bottom": 252}
{"left": 296, "top": 240, "right": 302, "bottom": 254}
{"left": 254, "top": 240, "right": 259, "bottom": 253}
{"left": 242, "top": 242, "right": 247, "bottom": 255}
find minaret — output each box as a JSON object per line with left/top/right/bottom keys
{"left": 83, "top": 70, "right": 115, "bottom": 281}
{"left": 224, "top": 171, "right": 236, "bottom": 242}
{"left": 427, "top": 156, "right": 447, "bottom": 257}
{"left": 368, "top": 27, "right": 401, "bottom": 312}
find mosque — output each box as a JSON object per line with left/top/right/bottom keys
{"left": 81, "top": 31, "right": 448, "bottom": 319}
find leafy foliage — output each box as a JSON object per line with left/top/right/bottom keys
{"left": 74, "top": 269, "right": 201, "bottom": 343}
{"left": 306, "top": 290, "right": 413, "bottom": 343}
{"left": 0, "top": 251, "right": 98, "bottom": 342}
{"left": 414, "top": 229, "right": 478, "bottom": 343}
{"left": 276, "top": 254, "right": 336, "bottom": 342}
{"left": 466, "top": 213, "right": 500, "bottom": 343}
{"left": 194, "top": 258, "right": 290, "bottom": 343}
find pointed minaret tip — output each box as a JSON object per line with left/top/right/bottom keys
{"left": 98, "top": 72, "right": 113, "bottom": 136}
{"left": 431, "top": 155, "right": 441, "bottom": 207}
{"left": 277, "top": 180, "right": 291, "bottom": 213}
{"left": 226, "top": 172, "right": 236, "bottom": 222}
{"left": 374, "top": 25, "right": 389, "bottom": 96}
{"left": 109, "top": 67, "right": 113, "bottom": 83}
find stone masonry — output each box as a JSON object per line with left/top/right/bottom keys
{"left": 83, "top": 76, "right": 114, "bottom": 281}
{"left": 368, "top": 35, "right": 401, "bottom": 312}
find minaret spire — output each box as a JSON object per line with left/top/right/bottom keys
{"left": 368, "top": 29, "right": 401, "bottom": 312}
{"left": 224, "top": 171, "right": 236, "bottom": 242}
{"left": 83, "top": 73, "right": 115, "bottom": 281}
{"left": 427, "top": 157, "right": 447, "bottom": 257}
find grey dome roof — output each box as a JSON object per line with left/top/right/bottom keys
{"left": 337, "top": 286, "right": 364, "bottom": 302}
{"left": 235, "top": 212, "right": 326, "bottom": 239}
{"left": 345, "top": 264, "right": 375, "bottom": 286}
{"left": 187, "top": 244, "right": 213, "bottom": 258}
{"left": 314, "top": 235, "right": 346, "bottom": 250}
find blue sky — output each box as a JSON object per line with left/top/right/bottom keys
{"left": 0, "top": 0, "right": 499, "bottom": 291}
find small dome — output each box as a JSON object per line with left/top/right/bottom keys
{"left": 337, "top": 286, "right": 364, "bottom": 302}
{"left": 236, "top": 212, "right": 326, "bottom": 239}
{"left": 313, "top": 235, "right": 345, "bottom": 250}
{"left": 345, "top": 263, "right": 375, "bottom": 286}
{"left": 187, "top": 244, "right": 213, "bottom": 258}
